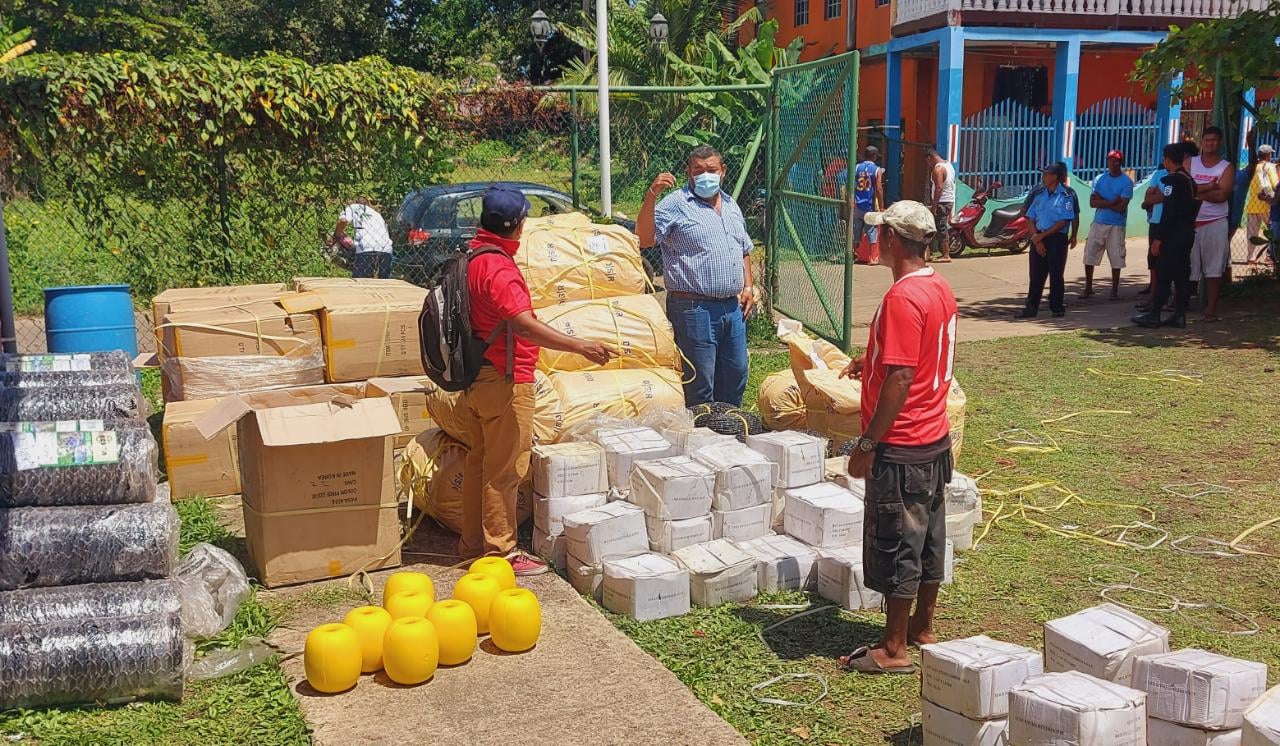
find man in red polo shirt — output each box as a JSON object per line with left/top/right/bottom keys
{"left": 838, "top": 200, "right": 959, "bottom": 675}
{"left": 463, "top": 186, "right": 613, "bottom": 575}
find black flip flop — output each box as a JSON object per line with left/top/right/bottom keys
{"left": 838, "top": 646, "right": 917, "bottom": 676}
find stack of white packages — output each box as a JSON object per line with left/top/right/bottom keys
{"left": 600, "top": 553, "right": 690, "bottom": 621}
{"left": 745, "top": 430, "right": 827, "bottom": 528}
{"left": 664, "top": 426, "right": 736, "bottom": 457}
{"left": 782, "top": 481, "right": 864, "bottom": 548}
{"left": 1244, "top": 686, "right": 1280, "bottom": 746}
{"left": 1044, "top": 603, "right": 1170, "bottom": 685}
{"left": 735, "top": 533, "right": 818, "bottom": 592}
{"left": 1133, "top": 649, "right": 1268, "bottom": 746}
{"left": 690, "top": 442, "right": 775, "bottom": 542}
{"left": 628, "top": 457, "right": 714, "bottom": 554}
{"left": 592, "top": 426, "right": 677, "bottom": 494}
{"left": 920, "top": 635, "right": 1044, "bottom": 746}
{"left": 814, "top": 545, "right": 881, "bottom": 611}
{"left": 671, "top": 539, "right": 758, "bottom": 606}
{"left": 531, "top": 442, "right": 609, "bottom": 567}
{"left": 945, "top": 471, "right": 982, "bottom": 551}
{"left": 561, "top": 501, "right": 649, "bottom": 600}
{"left": 1008, "top": 671, "right": 1147, "bottom": 746}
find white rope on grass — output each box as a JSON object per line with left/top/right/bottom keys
{"left": 1168, "top": 535, "right": 1246, "bottom": 558}
{"left": 750, "top": 604, "right": 837, "bottom": 707}
{"left": 1161, "top": 482, "right": 1233, "bottom": 499}
{"left": 1071, "top": 350, "right": 1116, "bottom": 360}
{"left": 1091, "top": 567, "right": 1261, "bottom": 636}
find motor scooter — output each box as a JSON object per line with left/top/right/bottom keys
{"left": 946, "top": 180, "right": 1033, "bottom": 257}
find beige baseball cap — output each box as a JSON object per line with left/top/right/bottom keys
{"left": 864, "top": 200, "right": 937, "bottom": 243}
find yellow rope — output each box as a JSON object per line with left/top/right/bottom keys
{"left": 972, "top": 479, "right": 1157, "bottom": 551}
{"left": 1228, "top": 517, "right": 1280, "bottom": 558}
{"left": 1087, "top": 367, "right": 1204, "bottom": 386}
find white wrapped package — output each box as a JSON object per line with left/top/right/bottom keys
{"left": 712, "top": 504, "right": 773, "bottom": 542}
{"left": 533, "top": 528, "right": 568, "bottom": 568}
{"left": 736, "top": 534, "right": 818, "bottom": 592}
{"left": 561, "top": 502, "right": 649, "bottom": 566}
{"left": 664, "top": 427, "right": 736, "bottom": 457}
{"left": 943, "top": 539, "right": 955, "bottom": 585}
{"left": 947, "top": 471, "right": 982, "bottom": 515}
{"left": 1044, "top": 603, "right": 1170, "bottom": 685}
{"left": 601, "top": 553, "right": 690, "bottom": 621}
{"left": 825, "top": 456, "right": 848, "bottom": 481}
{"left": 593, "top": 426, "right": 676, "bottom": 490}
{"left": 921, "top": 635, "right": 1045, "bottom": 720}
{"left": 1132, "top": 649, "right": 1268, "bottom": 730}
{"left": 644, "top": 514, "right": 712, "bottom": 554}
{"left": 671, "top": 539, "right": 758, "bottom": 606}
{"left": 783, "top": 482, "right": 865, "bottom": 548}
{"left": 814, "top": 546, "right": 882, "bottom": 611}
{"left": 745, "top": 431, "right": 826, "bottom": 488}
{"left": 533, "top": 493, "right": 608, "bottom": 536}
{"left": 1008, "top": 671, "right": 1146, "bottom": 746}
{"left": 923, "top": 698, "right": 1009, "bottom": 746}
{"left": 566, "top": 551, "right": 603, "bottom": 600}
{"left": 627, "top": 456, "right": 714, "bottom": 521}
{"left": 1148, "top": 718, "right": 1241, "bottom": 746}
{"left": 531, "top": 442, "right": 608, "bottom": 498}
{"left": 948, "top": 508, "right": 980, "bottom": 552}
{"left": 835, "top": 474, "right": 866, "bottom": 498}
{"left": 690, "top": 442, "right": 774, "bottom": 511}
{"left": 1243, "top": 685, "right": 1280, "bottom": 746}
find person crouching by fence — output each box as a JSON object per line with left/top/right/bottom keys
{"left": 331, "top": 198, "right": 394, "bottom": 279}
{"left": 1015, "top": 163, "right": 1076, "bottom": 319}
{"left": 638, "top": 144, "right": 754, "bottom": 407}
{"left": 837, "top": 200, "right": 958, "bottom": 676}
{"left": 1134, "top": 144, "right": 1200, "bottom": 329}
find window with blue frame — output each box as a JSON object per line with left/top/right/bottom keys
{"left": 824, "top": 0, "right": 841, "bottom": 20}
{"left": 794, "top": 0, "right": 809, "bottom": 26}
{"left": 876, "top": 0, "right": 889, "bottom": 6}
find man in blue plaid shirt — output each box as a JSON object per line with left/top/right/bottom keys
{"left": 638, "top": 144, "right": 754, "bottom": 407}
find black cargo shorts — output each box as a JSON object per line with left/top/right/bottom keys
{"left": 861, "top": 444, "right": 953, "bottom": 599}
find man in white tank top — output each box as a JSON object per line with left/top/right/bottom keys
{"left": 927, "top": 148, "right": 957, "bottom": 262}
{"left": 1188, "top": 126, "right": 1235, "bottom": 322}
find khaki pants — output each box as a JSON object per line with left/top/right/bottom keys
{"left": 460, "top": 367, "right": 535, "bottom": 558}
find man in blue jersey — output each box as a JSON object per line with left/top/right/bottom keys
{"left": 848, "top": 146, "right": 885, "bottom": 264}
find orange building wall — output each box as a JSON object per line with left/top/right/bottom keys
{"left": 855, "top": 0, "right": 893, "bottom": 48}
{"left": 1078, "top": 49, "right": 1157, "bottom": 110}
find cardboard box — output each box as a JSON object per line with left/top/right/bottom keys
{"left": 1132, "top": 649, "right": 1268, "bottom": 730}
{"left": 566, "top": 550, "right": 603, "bottom": 600}
{"left": 690, "top": 442, "right": 774, "bottom": 511}
{"left": 922, "top": 699, "right": 1008, "bottom": 746}
{"left": 947, "top": 471, "right": 982, "bottom": 514}
{"left": 663, "top": 427, "right": 737, "bottom": 457}
{"left": 921, "top": 635, "right": 1045, "bottom": 720}
{"left": 308, "top": 287, "right": 429, "bottom": 382}
{"left": 151, "top": 283, "right": 288, "bottom": 333}
{"left": 783, "top": 482, "right": 865, "bottom": 548}
{"left": 1044, "top": 604, "right": 1170, "bottom": 685}
{"left": 627, "top": 456, "right": 714, "bottom": 521}
{"left": 644, "top": 513, "right": 712, "bottom": 554}
{"left": 593, "top": 426, "right": 676, "bottom": 490}
{"left": 533, "top": 493, "right": 608, "bottom": 536}
{"left": 162, "top": 397, "right": 240, "bottom": 499}
{"left": 601, "top": 553, "right": 690, "bottom": 622}
{"left": 815, "top": 546, "right": 883, "bottom": 611}
{"left": 292, "top": 277, "right": 416, "bottom": 292}
{"left": 560, "top": 501, "right": 648, "bottom": 566}
{"left": 367, "top": 377, "right": 437, "bottom": 450}
{"left": 735, "top": 534, "right": 818, "bottom": 592}
{"left": 835, "top": 475, "right": 866, "bottom": 498}
{"left": 1243, "top": 685, "right": 1280, "bottom": 746}
{"left": 948, "top": 507, "right": 980, "bottom": 552}
{"left": 712, "top": 504, "right": 773, "bottom": 543}
{"left": 671, "top": 539, "right": 758, "bottom": 606}
{"left": 1147, "top": 718, "right": 1241, "bottom": 746}
{"left": 530, "top": 442, "right": 608, "bottom": 498}
{"left": 1008, "top": 672, "right": 1146, "bottom": 746}
{"left": 825, "top": 456, "right": 848, "bottom": 481}
{"left": 194, "top": 383, "right": 403, "bottom": 587}
{"left": 745, "top": 431, "right": 826, "bottom": 488}
{"left": 533, "top": 528, "right": 568, "bottom": 568}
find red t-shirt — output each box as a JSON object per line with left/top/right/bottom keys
{"left": 860, "top": 267, "right": 959, "bottom": 446}
{"left": 467, "top": 229, "right": 539, "bottom": 384}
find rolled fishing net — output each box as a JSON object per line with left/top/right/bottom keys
{"left": 0, "top": 580, "right": 182, "bottom": 625}
{"left": 0, "top": 383, "right": 145, "bottom": 422}
{"left": 0, "top": 424, "right": 158, "bottom": 507}
{"left": 0, "top": 502, "right": 179, "bottom": 590}
{"left": 0, "top": 350, "right": 133, "bottom": 374}
{"left": 693, "top": 404, "right": 765, "bottom": 442}
{"left": 0, "top": 368, "right": 137, "bottom": 388}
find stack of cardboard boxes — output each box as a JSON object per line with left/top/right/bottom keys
{"left": 1132, "top": 649, "right": 1268, "bottom": 746}
{"left": 921, "top": 636, "right": 1044, "bottom": 746}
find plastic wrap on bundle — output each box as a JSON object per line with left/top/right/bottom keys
{"left": 174, "top": 543, "right": 250, "bottom": 638}
{"left": 557, "top": 413, "right": 631, "bottom": 444}
{"left": 635, "top": 408, "right": 696, "bottom": 436}
{"left": 0, "top": 350, "right": 133, "bottom": 374}
{"left": 0, "top": 383, "right": 145, "bottom": 422}
{"left": 0, "top": 367, "right": 137, "bottom": 389}
{"left": 0, "top": 502, "right": 180, "bottom": 590}
{"left": 0, "top": 580, "right": 181, "bottom": 624}
{"left": 0, "top": 424, "right": 158, "bottom": 507}
{"left": 0, "top": 613, "right": 186, "bottom": 709}
{"left": 161, "top": 347, "right": 325, "bottom": 401}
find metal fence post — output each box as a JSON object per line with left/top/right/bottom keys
{"left": 765, "top": 72, "right": 778, "bottom": 314}
{"left": 215, "top": 147, "right": 234, "bottom": 278}
{"left": 570, "top": 89, "right": 581, "bottom": 210}
{"left": 0, "top": 200, "right": 18, "bottom": 354}
{"left": 843, "top": 52, "right": 860, "bottom": 354}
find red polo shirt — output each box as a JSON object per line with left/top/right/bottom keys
{"left": 467, "top": 229, "right": 539, "bottom": 384}
{"left": 860, "top": 267, "right": 958, "bottom": 446}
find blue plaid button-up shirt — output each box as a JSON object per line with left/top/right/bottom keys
{"left": 653, "top": 186, "right": 752, "bottom": 298}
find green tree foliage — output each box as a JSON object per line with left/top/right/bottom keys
{"left": 191, "top": 0, "right": 391, "bottom": 64}
{"left": 2, "top": 0, "right": 203, "bottom": 55}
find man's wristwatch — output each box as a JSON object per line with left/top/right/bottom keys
{"left": 853, "top": 436, "right": 877, "bottom": 454}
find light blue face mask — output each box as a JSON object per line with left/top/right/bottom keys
{"left": 692, "top": 172, "right": 721, "bottom": 199}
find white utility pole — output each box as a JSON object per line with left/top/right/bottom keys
{"left": 595, "top": 0, "right": 612, "bottom": 215}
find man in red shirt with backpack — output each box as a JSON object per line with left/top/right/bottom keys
{"left": 462, "top": 186, "right": 613, "bottom": 575}
{"left": 838, "top": 200, "right": 959, "bottom": 675}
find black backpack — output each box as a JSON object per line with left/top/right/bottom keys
{"left": 418, "top": 245, "right": 514, "bottom": 391}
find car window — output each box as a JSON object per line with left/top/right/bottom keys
{"left": 456, "top": 196, "right": 481, "bottom": 228}
{"left": 528, "top": 195, "right": 567, "bottom": 217}
{"left": 543, "top": 194, "right": 575, "bottom": 214}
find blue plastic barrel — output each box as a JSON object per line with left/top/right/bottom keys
{"left": 43, "top": 284, "right": 138, "bottom": 356}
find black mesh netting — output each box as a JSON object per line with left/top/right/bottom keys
{"left": 693, "top": 405, "right": 765, "bottom": 442}
{"left": 0, "top": 580, "right": 181, "bottom": 625}
{"left": 687, "top": 402, "right": 738, "bottom": 418}
{"left": 0, "top": 384, "right": 145, "bottom": 422}
{"left": 0, "top": 368, "right": 137, "bottom": 388}
{"left": 0, "top": 613, "right": 185, "bottom": 709}
{"left": 0, "top": 425, "right": 158, "bottom": 507}
{"left": 0, "top": 502, "right": 179, "bottom": 590}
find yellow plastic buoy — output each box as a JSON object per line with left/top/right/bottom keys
{"left": 303, "top": 623, "right": 362, "bottom": 694}
{"left": 452, "top": 572, "right": 502, "bottom": 635}
{"left": 385, "top": 589, "right": 434, "bottom": 620}
{"left": 382, "top": 617, "right": 440, "bottom": 685}
{"left": 342, "top": 606, "right": 393, "bottom": 673}
{"left": 488, "top": 588, "right": 542, "bottom": 653}
{"left": 427, "top": 600, "right": 477, "bottom": 665}
{"left": 469, "top": 556, "right": 516, "bottom": 591}
{"left": 383, "top": 572, "right": 434, "bottom": 607}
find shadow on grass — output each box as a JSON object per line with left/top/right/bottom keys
{"left": 733, "top": 605, "right": 884, "bottom": 662}
{"left": 886, "top": 723, "right": 920, "bottom": 746}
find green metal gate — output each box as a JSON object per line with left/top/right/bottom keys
{"left": 767, "top": 52, "right": 859, "bottom": 351}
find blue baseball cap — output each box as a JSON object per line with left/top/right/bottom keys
{"left": 481, "top": 185, "right": 532, "bottom": 232}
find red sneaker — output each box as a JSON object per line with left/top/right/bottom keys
{"left": 507, "top": 551, "right": 549, "bottom": 577}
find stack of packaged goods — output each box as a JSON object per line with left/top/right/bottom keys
{"left": 560, "top": 502, "right": 649, "bottom": 601}
{"left": 1044, "top": 603, "right": 1170, "bottom": 686}
{"left": 946, "top": 471, "right": 983, "bottom": 551}
{"left": 745, "top": 430, "right": 827, "bottom": 529}
{"left": 919, "top": 635, "right": 1044, "bottom": 746}
{"left": 1245, "top": 687, "right": 1280, "bottom": 746}
{"left": 1008, "top": 671, "right": 1148, "bottom": 746}
{"left": 529, "top": 442, "right": 610, "bottom": 567}
{"left": 628, "top": 456, "right": 715, "bottom": 554}
{"left": 689, "top": 441, "right": 775, "bottom": 543}
{"left": 1132, "top": 649, "right": 1268, "bottom": 746}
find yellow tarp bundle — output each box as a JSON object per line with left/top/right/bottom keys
{"left": 547, "top": 368, "right": 685, "bottom": 439}
{"left": 421, "top": 371, "right": 564, "bottom": 447}
{"left": 517, "top": 213, "right": 648, "bottom": 309}
{"left": 757, "top": 370, "right": 808, "bottom": 431}
{"left": 401, "top": 428, "right": 468, "bottom": 534}
{"left": 536, "top": 294, "right": 680, "bottom": 374}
